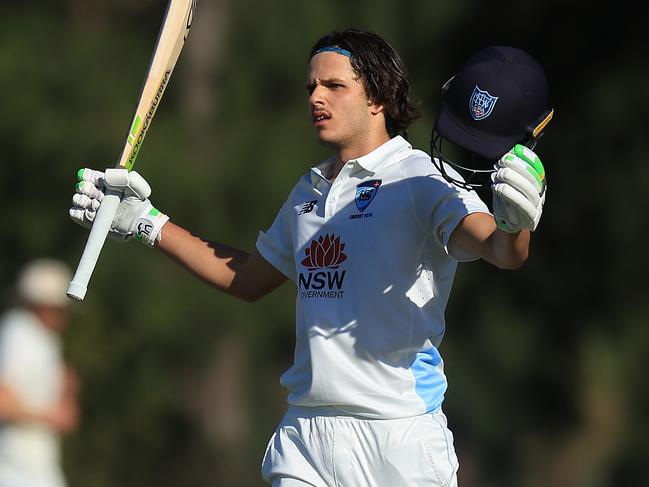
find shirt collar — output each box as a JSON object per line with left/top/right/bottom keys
{"left": 310, "top": 156, "right": 336, "bottom": 191}
{"left": 353, "top": 135, "right": 411, "bottom": 173}
{"left": 309, "top": 136, "right": 411, "bottom": 188}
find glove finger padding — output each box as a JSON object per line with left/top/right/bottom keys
{"left": 498, "top": 154, "right": 544, "bottom": 193}
{"left": 75, "top": 180, "right": 104, "bottom": 202}
{"left": 70, "top": 167, "right": 168, "bottom": 246}
{"left": 493, "top": 167, "right": 541, "bottom": 207}
{"left": 69, "top": 206, "right": 93, "bottom": 229}
{"left": 493, "top": 182, "right": 538, "bottom": 223}
{"left": 72, "top": 192, "right": 101, "bottom": 211}
{"left": 71, "top": 168, "right": 105, "bottom": 228}
{"left": 505, "top": 145, "right": 545, "bottom": 187}
{"left": 77, "top": 168, "right": 106, "bottom": 187}
{"left": 491, "top": 144, "right": 546, "bottom": 233}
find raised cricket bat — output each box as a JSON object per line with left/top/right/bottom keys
{"left": 67, "top": 0, "right": 197, "bottom": 301}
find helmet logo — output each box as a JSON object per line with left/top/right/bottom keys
{"left": 469, "top": 85, "right": 498, "bottom": 121}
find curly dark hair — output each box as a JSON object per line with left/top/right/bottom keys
{"left": 310, "top": 29, "right": 420, "bottom": 139}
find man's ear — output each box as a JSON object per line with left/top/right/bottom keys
{"left": 368, "top": 99, "right": 384, "bottom": 115}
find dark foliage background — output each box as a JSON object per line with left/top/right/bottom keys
{"left": 1, "top": 1, "right": 647, "bottom": 486}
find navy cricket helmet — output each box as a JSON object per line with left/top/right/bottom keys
{"left": 431, "top": 46, "right": 554, "bottom": 190}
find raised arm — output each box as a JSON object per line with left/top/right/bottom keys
{"left": 450, "top": 213, "right": 530, "bottom": 269}
{"left": 70, "top": 168, "right": 287, "bottom": 302}
{"left": 449, "top": 145, "right": 546, "bottom": 269}
{"left": 157, "top": 222, "right": 287, "bottom": 302}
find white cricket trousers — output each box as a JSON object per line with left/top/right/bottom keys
{"left": 261, "top": 406, "right": 459, "bottom": 487}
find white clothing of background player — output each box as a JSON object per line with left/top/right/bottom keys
{"left": 0, "top": 260, "right": 80, "bottom": 487}
{"left": 70, "top": 29, "right": 551, "bottom": 486}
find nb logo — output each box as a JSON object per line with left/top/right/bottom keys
{"left": 299, "top": 200, "right": 318, "bottom": 215}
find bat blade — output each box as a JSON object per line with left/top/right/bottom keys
{"left": 120, "top": 0, "right": 196, "bottom": 171}
{"left": 67, "top": 0, "right": 197, "bottom": 301}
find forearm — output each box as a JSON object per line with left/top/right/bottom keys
{"left": 0, "top": 386, "right": 59, "bottom": 429}
{"left": 451, "top": 212, "right": 530, "bottom": 270}
{"left": 155, "top": 221, "right": 250, "bottom": 297}
{"left": 0, "top": 401, "right": 47, "bottom": 425}
{"left": 155, "top": 221, "right": 288, "bottom": 301}
{"left": 484, "top": 228, "right": 530, "bottom": 269}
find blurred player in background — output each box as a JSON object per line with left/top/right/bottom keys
{"left": 70, "top": 29, "right": 550, "bottom": 486}
{"left": 0, "top": 259, "right": 79, "bottom": 487}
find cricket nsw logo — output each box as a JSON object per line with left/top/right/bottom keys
{"left": 469, "top": 85, "right": 498, "bottom": 120}
{"left": 299, "top": 234, "right": 347, "bottom": 299}
{"left": 350, "top": 179, "right": 382, "bottom": 220}
{"left": 355, "top": 179, "right": 382, "bottom": 213}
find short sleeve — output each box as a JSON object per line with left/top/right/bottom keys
{"left": 256, "top": 200, "right": 297, "bottom": 282}
{"left": 401, "top": 154, "right": 492, "bottom": 262}
{"left": 431, "top": 186, "right": 491, "bottom": 262}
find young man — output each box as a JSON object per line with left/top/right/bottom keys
{"left": 70, "top": 30, "right": 549, "bottom": 486}
{"left": 0, "top": 259, "right": 80, "bottom": 487}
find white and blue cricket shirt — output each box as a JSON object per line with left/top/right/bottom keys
{"left": 256, "top": 136, "right": 490, "bottom": 419}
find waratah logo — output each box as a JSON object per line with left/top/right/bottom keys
{"left": 301, "top": 234, "right": 347, "bottom": 270}
{"left": 299, "top": 234, "right": 347, "bottom": 299}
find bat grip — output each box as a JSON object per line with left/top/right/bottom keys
{"left": 66, "top": 190, "right": 121, "bottom": 301}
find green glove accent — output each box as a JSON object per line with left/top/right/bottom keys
{"left": 513, "top": 144, "right": 545, "bottom": 186}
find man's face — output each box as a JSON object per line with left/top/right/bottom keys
{"left": 307, "top": 52, "right": 379, "bottom": 150}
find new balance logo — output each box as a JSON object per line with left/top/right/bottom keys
{"left": 299, "top": 200, "right": 318, "bottom": 215}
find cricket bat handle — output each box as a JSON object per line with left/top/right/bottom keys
{"left": 66, "top": 190, "right": 121, "bottom": 301}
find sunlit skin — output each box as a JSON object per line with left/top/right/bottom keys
{"left": 307, "top": 52, "right": 390, "bottom": 177}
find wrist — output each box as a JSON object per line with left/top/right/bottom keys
{"left": 134, "top": 204, "right": 169, "bottom": 247}
{"left": 494, "top": 214, "right": 521, "bottom": 234}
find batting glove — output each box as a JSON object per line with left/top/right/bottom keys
{"left": 491, "top": 145, "right": 546, "bottom": 233}
{"left": 69, "top": 168, "right": 169, "bottom": 246}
